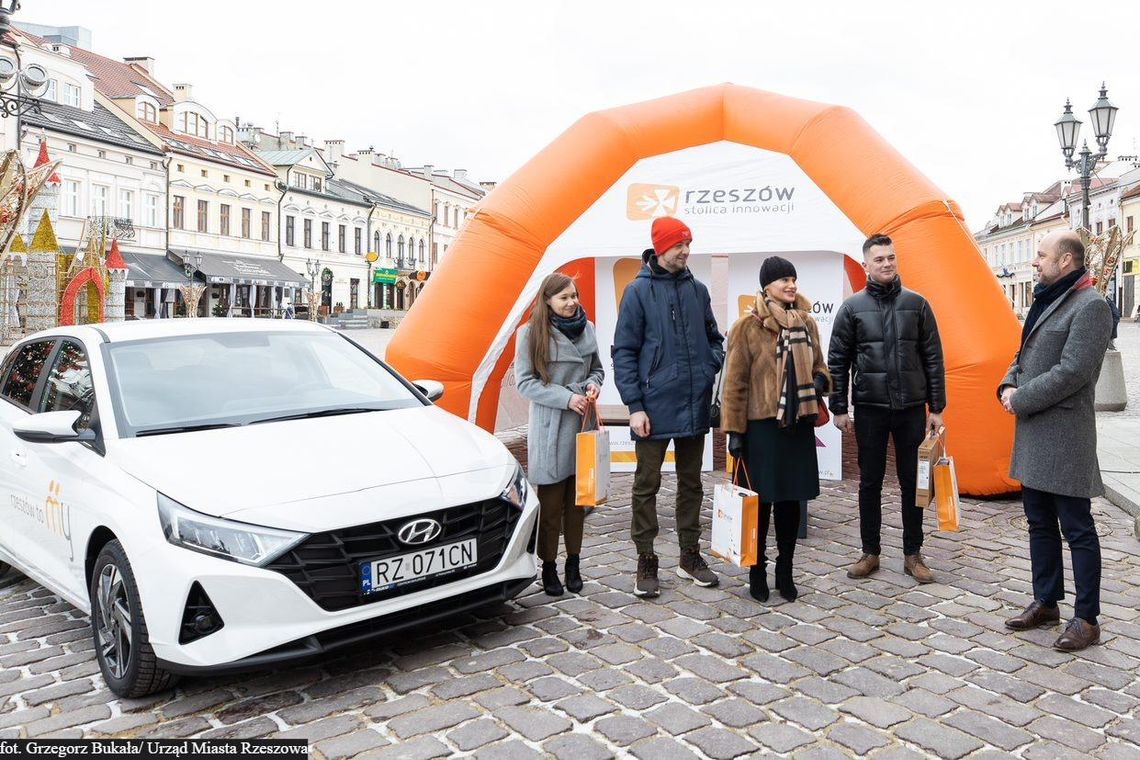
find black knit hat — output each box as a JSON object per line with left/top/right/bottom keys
{"left": 760, "top": 256, "right": 797, "bottom": 288}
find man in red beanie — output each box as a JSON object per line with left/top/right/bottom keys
{"left": 612, "top": 216, "right": 725, "bottom": 598}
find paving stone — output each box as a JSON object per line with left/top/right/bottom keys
{"left": 447, "top": 718, "right": 510, "bottom": 752}
{"left": 494, "top": 705, "right": 572, "bottom": 742}
{"left": 890, "top": 687, "right": 956, "bottom": 718}
{"left": 453, "top": 649, "right": 526, "bottom": 674}
{"left": 782, "top": 646, "right": 850, "bottom": 676}
{"left": 365, "top": 693, "right": 431, "bottom": 720}
{"left": 594, "top": 714, "right": 657, "bottom": 746}
{"left": 624, "top": 657, "right": 678, "bottom": 684}
{"left": 431, "top": 673, "right": 501, "bottom": 700}
{"left": 907, "top": 671, "right": 966, "bottom": 694}
{"left": 277, "top": 686, "right": 382, "bottom": 725}
{"left": 26, "top": 704, "right": 111, "bottom": 737}
{"left": 576, "top": 668, "right": 633, "bottom": 691}
{"left": 646, "top": 702, "right": 712, "bottom": 735}
{"left": 1064, "top": 660, "right": 1136, "bottom": 691}
{"left": 943, "top": 686, "right": 1043, "bottom": 726}
{"left": 315, "top": 729, "right": 390, "bottom": 759}
{"left": 553, "top": 694, "right": 618, "bottom": 722}
{"left": 726, "top": 680, "right": 790, "bottom": 707}
{"left": 895, "top": 718, "right": 984, "bottom": 759}
{"left": 674, "top": 653, "right": 749, "bottom": 682}
{"left": 1037, "top": 692, "right": 1116, "bottom": 728}
{"left": 0, "top": 707, "right": 50, "bottom": 731}
{"left": 358, "top": 735, "right": 450, "bottom": 760}
{"left": 527, "top": 676, "right": 580, "bottom": 702}
{"left": 916, "top": 653, "right": 978, "bottom": 677}
{"left": 1027, "top": 715, "right": 1107, "bottom": 752}
{"left": 1019, "top": 663, "right": 1095, "bottom": 696}
{"left": 747, "top": 721, "right": 815, "bottom": 753}
{"left": 542, "top": 733, "right": 613, "bottom": 760}
{"left": 86, "top": 713, "right": 160, "bottom": 736}
{"left": 610, "top": 684, "right": 667, "bottom": 710}
{"left": 1084, "top": 687, "right": 1140, "bottom": 715}
{"left": 861, "top": 655, "right": 925, "bottom": 681}
{"left": 274, "top": 714, "right": 362, "bottom": 742}
{"left": 548, "top": 652, "right": 603, "bottom": 677}
{"left": 199, "top": 717, "right": 280, "bottom": 740}
{"left": 831, "top": 666, "right": 906, "bottom": 697}
{"left": 741, "top": 653, "right": 811, "bottom": 683}
{"left": 818, "top": 637, "right": 878, "bottom": 664}
{"left": 642, "top": 636, "right": 698, "bottom": 659}
{"left": 663, "top": 677, "right": 726, "bottom": 705}
{"left": 628, "top": 737, "right": 700, "bottom": 760}
{"left": 591, "top": 642, "right": 643, "bottom": 665}
{"left": 945, "top": 710, "right": 1036, "bottom": 751}
{"left": 388, "top": 702, "right": 482, "bottom": 739}
{"left": 966, "top": 670, "right": 1047, "bottom": 702}
{"left": 793, "top": 675, "right": 860, "bottom": 705}
{"left": 770, "top": 696, "right": 839, "bottom": 731}
{"left": 684, "top": 726, "right": 759, "bottom": 759}
{"left": 161, "top": 689, "right": 232, "bottom": 718}
{"left": 138, "top": 717, "right": 211, "bottom": 739}
{"left": 828, "top": 721, "right": 890, "bottom": 755}
{"left": 21, "top": 679, "right": 94, "bottom": 706}
{"left": 1106, "top": 718, "right": 1140, "bottom": 746}
{"left": 700, "top": 698, "right": 766, "bottom": 728}
{"left": 386, "top": 665, "right": 451, "bottom": 694}
{"left": 837, "top": 696, "right": 912, "bottom": 728}
{"left": 473, "top": 687, "right": 530, "bottom": 710}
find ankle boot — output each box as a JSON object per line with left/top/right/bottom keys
{"left": 541, "top": 561, "right": 564, "bottom": 596}
{"left": 748, "top": 562, "right": 769, "bottom": 602}
{"left": 564, "top": 555, "right": 583, "bottom": 593}
{"left": 775, "top": 556, "right": 798, "bottom": 602}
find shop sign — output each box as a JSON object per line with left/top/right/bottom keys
{"left": 373, "top": 268, "right": 398, "bottom": 284}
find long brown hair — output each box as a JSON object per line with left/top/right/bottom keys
{"left": 526, "top": 272, "right": 577, "bottom": 385}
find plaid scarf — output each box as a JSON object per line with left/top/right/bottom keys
{"left": 764, "top": 296, "right": 819, "bottom": 427}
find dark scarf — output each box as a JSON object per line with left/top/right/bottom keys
{"left": 1022, "top": 267, "right": 1086, "bottom": 345}
{"left": 551, "top": 305, "right": 587, "bottom": 340}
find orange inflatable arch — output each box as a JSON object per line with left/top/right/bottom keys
{"left": 388, "top": 84, "right": 1020, "bottom": 496}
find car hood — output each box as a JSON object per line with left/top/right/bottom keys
{"left": 108, "top": 405, "right": 514, "bottom": 517}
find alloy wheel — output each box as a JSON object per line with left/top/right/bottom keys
{"left": 95, "top": 563, "right": 133, "bottom": 680}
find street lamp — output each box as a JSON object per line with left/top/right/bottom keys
{"left": 0, "top": 3, "right": 51, "bottom": 119}
{"left": 181, "top": 252, "right": 202, "bottom": 317}
{"left": 305, "top": 257, "right": 320, "bottom": 294}
{"left": 1055, "top": 83, "right": 1119, "bottom": 230}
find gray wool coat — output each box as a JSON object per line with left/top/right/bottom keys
{"left": 999, "top": 279, "right": 1113, "bottom": 498}
{"left": 515, "top": 322, "right": 605, "bottom": 486}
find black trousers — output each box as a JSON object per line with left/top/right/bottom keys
{"left": 758, "top": 501, "right": 800, "bottom": 567}
{"left": 1022, "top": 486, "right": 1101, "bottom": 623}
{"left": 853, "top": 404, "right": 927, "bottom": 556}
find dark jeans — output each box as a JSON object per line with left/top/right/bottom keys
{"left": 535, "top": 476, "right": 585, "bottom": 563}
{"left": 631, "top": 435, "right": 705, "bottom": 555}
{"left": 853, "top": 404, "right": 927, "bottom": 556}
{"left": 1022, "top": 486, "right": 1101, "bottom": 623}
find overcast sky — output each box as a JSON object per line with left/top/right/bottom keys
{"left": 27, "top": 0, "right": 1140, "bottom": 230}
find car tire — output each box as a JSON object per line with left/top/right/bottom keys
{"left": 90, "top": 540, "right": 179, "bottom": 697}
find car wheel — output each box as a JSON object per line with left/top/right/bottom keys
{"left": 90, "top": 540, "right": 179, "bottom": 697}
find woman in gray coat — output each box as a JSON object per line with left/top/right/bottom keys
{"left": 515, "top": 273, "right": 604, "bottom": 596}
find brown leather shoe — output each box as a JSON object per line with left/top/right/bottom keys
{"left": 846, "top": 553, "right": 880, "bottom": 579}
{"left": 1053, "top": 618, "right": 1101, "bottom": 652}
{"left": 1004, "top": 601, "right": 1061, "bottom": 631}
{"left": 903, "top": 553, "right": 935, "bottom": 584}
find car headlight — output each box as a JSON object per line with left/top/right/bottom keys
{"left": 157, "top": 494, "right": 308, "bottom": 567}
{"left": 500, "top": 463, "right": 529, "bottom": 510}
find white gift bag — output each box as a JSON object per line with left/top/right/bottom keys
{"left": 710, "top": 463, "right": 759, "bottom": 567}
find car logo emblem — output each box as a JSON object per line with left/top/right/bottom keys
{"left": 397, "top": 518, "right": 442, "bottom": 546}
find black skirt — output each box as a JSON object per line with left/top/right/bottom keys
{"left": 740, "top": 418, "right": 820, "bottom": 503}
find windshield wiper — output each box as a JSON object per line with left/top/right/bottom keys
{"left": 249, "top": 407, "right": 388, "bottom": 425}
{"left": 135, "top": 422, "right": 242, "bottom": 437}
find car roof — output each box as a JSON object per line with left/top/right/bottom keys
{"left": 21, "top": 319, "right": 336, "bottom": 346}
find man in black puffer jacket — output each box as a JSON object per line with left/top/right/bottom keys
{"left": 828, "top": 234, "right": 946, "bottom": 585}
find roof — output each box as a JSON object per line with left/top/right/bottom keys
{"left": 170, "top": 249, "right": 305, "bottom": 286}
{"left": 150, "top": 122, "right": 276, "bottom": 176}
{"left": 29, "top": 317, "right": 330, "bottom": 346}
{"left": 407, "top": 170, "right": 483, "bottom": 201}
{"left": 1120, "top": 184, "right": 1140, "bottom": 202}
{"left": 120, "top": 251, "right": 187, "bottom": 288}
{"left": 329, "top": 178, "right": 432, "bottom": 218}
{"left": 15, "top": 29, "right": 176, "bottom": 105}
{"left": 256, "top": 149, "right": 316, "bottom": 166}
{"left": 23, "top": 100, "right": 164, "bottom": 156}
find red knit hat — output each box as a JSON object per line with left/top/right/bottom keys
{"left": 651, "top": 216, "right": 692, "bottom": 256}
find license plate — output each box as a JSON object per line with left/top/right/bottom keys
{"left": 360, "top": 539, "right": 477, "bottom": 595}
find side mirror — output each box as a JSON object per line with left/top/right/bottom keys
{"left": 13, "top": 411, "right": 96, "bottom": 444}
{"left": 412, "top": 379, "right": 445, "bottom": 402}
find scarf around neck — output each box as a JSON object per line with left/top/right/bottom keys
{"left": 761, "top": 296, "right": 818, "bottom": 427}
{"left": 1021, "top": 267, "right": 1087, "bottom": 345}
{"left": 551, "top": 305, "right": 587, "bottom": 340}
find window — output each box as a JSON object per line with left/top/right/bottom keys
{"left": 321, "top": 222, "right": 330, "bottom": 252}
{"left": 349, "top": 279, "right": 359, "bottom": 311}
{"left": 1, "top": 341, "right": 55, "bottom": 410}
{"left": 176, "top": 163, "right": 185, "bottom": 172}
{"left": 39, "top": 341, "right": 94, "bottom": 427}
{"left": 97, "top": 150, "right": 106, "bottom": 160}
{"left": 197, "top": 200, "right": 208, "bottom": 232}
{"left": 46, "top": 79, "right": 57, "bottom": 101}
{"left": 338, "top": 224, "right": 346, "bottom": 253}
{"left": 150, "top": 161, "right": 159, "bottom": 170}
{"left": 223, "top": 175, "right": 231, "bottom": 183}
{"left": 179, "top": 111, "right": 209, "bottom": 138}
{"left": 125, "top": 156, "right": 133, "bottom": 165}
{"left": 219, "top": 204, "right": 231, "bottom": 236}
{"left": 1129, "top": 216, "right": 1135, "bottom": 233}
{"left": 434, "top": 201, "right": 439, "bottom": 220}
{"left": 443, "top": 204, "right": 450, "bottom": 227}
{"left": 201, "top": 169, "right": 208, "bottom": 178}
{"left": 119, "top": 189, "right": 134, "bottom": 221}
{"left": 245, "top": 179, "right": 251, "bottom": 188}
{"left": 454, "top": 207, "right": 460, "bottom": 227}
{"left": 286, "top": 215, "right": 295, "bottom": 247}
{"left": 419, "top": 240, "right": 425, "bottom": 263}
{"left": 398, "top": 235, "right": 405, "bottom": 263}
{"left": 67, "top": 143, "right": 76, "bottom": 153}
{"left": 386, "top": 233, "right": 392, "bottom": 257}
{"left": 144, "top": 193, "right": 160, "bottom": 227}
{"left": 62, "top": 180, "right": 81, "bottom": 217}
{"left": 90, "top": 185, "right": 109, "bottom": 217}
{"left": 1109, "top": 218, "right": 1117, "bottom": 229}
{"left": 261, "top": 211, "right": 271, "bottom": 241}
{"left": 373, "top": 232, "right": 380, "bottom": 252}
{"left": 139, "top": 101, "right": 157, "bottom": 123}
{"left": 294, "top": 173, "right": 307, "bottom": 190}
{"left": 63, "top": 83, "right": 80, "bottom": 108}
{"left": 355, "top": 228, "right": 362, "bottom": 255}
{"left": 173, "top": 195, "right": 185, "bottom": 229}
{"left": 432, "top": 242, "right": 439, "bottom": 265}
{"left": 313, "top": 177, "right": 321, "bottom": 192}
{"left": 241, "top": 208, "right": 251, "bottom": 239}
{"left": 219, "top": 125, "right": 234, "bottom": 144}
{"left": 303, "top": 219, "right": 312, "bottom": 248}
{"left": 1096, "top": 221, "right": 1104, "bottom": 235}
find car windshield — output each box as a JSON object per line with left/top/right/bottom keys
{"left": 105, "top": 330, "right": 423, "bottom": 436}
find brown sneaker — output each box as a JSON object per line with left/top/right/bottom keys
{"left": 1053, "top": 618, "right": 1101, "bottom": 651}
{"left": 1004, "top": 601, "right": 1061, "bottom": 631}
{"left": 846, "top": 553, "right": 880, "bottom": 579}
{"left": 634, "top": 553, "right": 660, "bottom": 598}
{"left": 903, "top": 553, "right": 935, "bottom": 584}
{"left": 677, "top": 547, "right": 719, "bottom": 588}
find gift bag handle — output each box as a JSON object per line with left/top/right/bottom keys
{"left": 580, "top": 397, "right": 600, "bottom": 433}
{"left": 731, "top": 457, "right": 754, "bottom": 492}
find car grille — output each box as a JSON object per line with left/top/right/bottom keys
{"left": 265, "top": 498, "right": 524, "bottom": 611}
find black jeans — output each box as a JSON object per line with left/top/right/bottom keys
{"left": 853, "top": 404, "right": 927, "bottom": 556}
{"left": 1022, "top": 486, "right": 1101, "bottom": 623}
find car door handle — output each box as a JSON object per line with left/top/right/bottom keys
{"left": 11, "top": 450, "right": 26, "bottom": 466}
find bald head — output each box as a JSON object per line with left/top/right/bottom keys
{"left": 1034, "top": 230, "right": 1085, "bottom": 286}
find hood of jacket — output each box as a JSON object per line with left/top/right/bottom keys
{"left": 638, "top": 248, "right": 693, "bottom": 281}
{"left": 751, "top": 292, "right": 813, "bottom": 332}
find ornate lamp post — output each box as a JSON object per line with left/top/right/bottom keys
{"left": 1055, "top": 84, "right": 1118, "bottom": 230}
{"left": 0, "top": 2, "right": 50, "bottom": 120}
{"left": 179, "top": 251, "right": 204, "bottom": 318}
{"left": 304, "top": 257, "right": 321, "bottom": 321}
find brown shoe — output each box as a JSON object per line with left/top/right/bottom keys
{"left": 1053, "top": 618, "right": 1101, "bottom": 652}
{"left": 634, "top": 553, "right": 660, "bottom": 598}
{"left": 677, "top": 547, "right": 719, "bottom": 588}
{"left": 1004, "top": 601, "right": 1061, "bottom": 631}
{"left": 903, "top": 553, "right": 935, "bottom": 584}
{"left": 846, "top": 553, "right": 880, "bottom": 579}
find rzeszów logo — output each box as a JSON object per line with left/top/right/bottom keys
{"left": 626, "top": 183, "right": 681, "bottom": 220}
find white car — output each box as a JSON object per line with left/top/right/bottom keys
{"left": 0, "top": 319, "right": 538, "bottom": 696}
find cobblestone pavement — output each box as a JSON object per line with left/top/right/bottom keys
{"left": 2, "top": 438, "right": 1139, "bottom": 759}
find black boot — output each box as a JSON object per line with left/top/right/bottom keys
{"left": 541, "top": 561, "right": 564, "bottom": 596}
{"left": 774, "top": 501, "right": 799, "bottom": 602}
{"left": 748, "top": 562, "right": 769, "bottom": 602}
{"left": 564, "top": 555, "right": 583, "bottom": 593}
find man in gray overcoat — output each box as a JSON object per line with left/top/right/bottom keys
{"left": 998, "top": 230, "right": 1112, "bottom": 652}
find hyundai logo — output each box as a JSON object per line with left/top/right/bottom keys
{"left": 397, "top": 518, "right": 442, "bottom": 546}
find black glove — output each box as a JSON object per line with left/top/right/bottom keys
{"left": 813, "top": 373, "right": 828, "bottom": 400}
{"left": 727, "top": 432, "right": 745, "bottom": 459}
